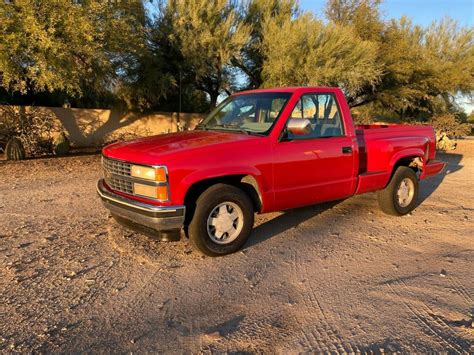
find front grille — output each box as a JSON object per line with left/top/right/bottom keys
{"left": 102, "top": 156, "right": 131, "bottom": 177}
{"left": 105, "top": 175, "right": 134, "bottom": 195}
{"left": 101, "top": 156, "right": 169, "bottom": 201}
{"left": 102, "top": 157, "right": 133, "bottom": 195}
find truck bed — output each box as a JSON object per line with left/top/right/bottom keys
{"left": 354, "top": 123, "right": 437, "bottom": 194}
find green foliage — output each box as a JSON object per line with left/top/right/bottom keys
{"left": 233, "top": 0, "right": 299, "bottom": 89}
{"left": 0, "top": 0, "right": 472, "bottom": 121}
{"left": 261, "top": 13, "right": 382, "bottom": 98}
{"left": 325, "top": 0, "right": 474, "bottom": 121}
{"left": 429, "top": 113, "right": 472, "bottom": 138}
{"left": 168, "top": 0, "right": 251, "bottom": 107}
{"left": 325, "top": 0, "right": 383, "bottom": 41}
{"left": 0, "top": 0, "right": 146, "bottom": 99}
{"left": 367, "top": 17, "right": 474, "bottom": 116}
{"left": 468, "top": 111, "right": 474, "bottom": 123}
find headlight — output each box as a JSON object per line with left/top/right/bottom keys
{"left": 133, "top": 183, "right": 169, "bottom": 200}
{"left": 131, "top": 165, "right": 167, "bottom": 182}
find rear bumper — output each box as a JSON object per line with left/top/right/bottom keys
{"left": 97, "top": 179, "right": 185, "bottom": 232}
{"left": 421, "top": 160, "right": 446, "bottom": 180}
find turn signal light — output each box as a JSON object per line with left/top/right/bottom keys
{"left": 133, "top": 183, "right": 169, "bottom": 201}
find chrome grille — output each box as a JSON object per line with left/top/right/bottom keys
{"left": 105, "top": 175, "right": 133, "bottom": 195}
{"left": 101, "top": 156, "right": 169, "bottom": 201}
{"left": 102, "top": 157, "right": 131, "bottom": 177}
{"left": 102, "top": 157, "right": 133, "bottom": 195}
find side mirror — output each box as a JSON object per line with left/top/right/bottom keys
{"left": 286, "top": 118, "right": 312, "bottom": 136}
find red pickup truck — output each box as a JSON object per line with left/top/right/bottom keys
{"left": 98, "top": 87, "right": 445, "bottom": 256}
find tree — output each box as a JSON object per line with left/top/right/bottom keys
{"left": 325, "top": 0, "right": 383, "bottom": 41}
{"left": 352, "top": 17, "right": 474, "bottom": 118}
{"left": 0, "top": 0, "right": 146, "bottom": 106}
{"left": 117, "top": 1, "right": 210, "bottom": 113}
{"left": 168, "top": 0, "right": 251, "bottom": 108}
{"left": 324, "top": 0, "right": 474, "bottom": 119}
{"left": 468, "top": 110, "right": 474, "bottom": 124}
{"left": 260, "top": 13, "right": 381, "bottom": 99}
{"left": 233, "top": 0, "right": 299, "bottom": 89}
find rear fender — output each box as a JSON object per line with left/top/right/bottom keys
{"left": 389, "top": 147, "right": 426, "bottom": 180}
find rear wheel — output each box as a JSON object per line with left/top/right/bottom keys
{"left": 377, "top": 166, "right": 419, "bottom": 216}
{"left": 188, "top": 184, "right": 254, "bottom": 256}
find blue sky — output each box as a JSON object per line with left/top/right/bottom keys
{"left": 299, "top": 0, "right": 474, "bottom": 27}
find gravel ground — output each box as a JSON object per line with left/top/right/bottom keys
{"left": 1, "top": 141, "right": 473, "bottom": 353}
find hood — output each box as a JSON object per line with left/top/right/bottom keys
{"left": 102, "top": 130, "right": 260, "bottom": 165}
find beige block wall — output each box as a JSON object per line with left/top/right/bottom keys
{"left": 1, "top": 105, "right": 206, "bottom": 147}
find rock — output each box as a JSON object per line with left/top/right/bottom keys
{"left": 202, "top": 331, "right": 221, "bottom": 342}
{"left": 44, "top": 234, "right": 58, "bottom": 241}
{"left": 436, "top": 133, "right": 457, "bottom": 151}
{"left": 440, "top": 269, "right": 447, "bottom": 277}
{"left": 18, "top": 242, "right": 33, "bottom": 248}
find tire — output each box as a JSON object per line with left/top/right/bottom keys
{"left": 5, "top": 137, "right": 25, "bottom": 160}
{"left": 377, "top": 166, "right": 419, "bottom": 216}
{"left": 188, "top": 183, "right": 254, "bottom": 256}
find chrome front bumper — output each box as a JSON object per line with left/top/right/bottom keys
{"left": 97, "top": 179, "right": 185, "bottom": 232}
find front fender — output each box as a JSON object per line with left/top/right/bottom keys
{"left": 175, "top": 166, "right": 271, "bottom": 211}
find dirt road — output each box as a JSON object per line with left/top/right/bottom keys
{"left": 1, "top": 142, "right": 473, "bottom": 353}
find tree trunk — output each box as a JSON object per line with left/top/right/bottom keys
{"left": 209, "top": 92, "right": 219, "bottom": 110}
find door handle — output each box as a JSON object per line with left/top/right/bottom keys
{"left": 342, "top": 146, "right": 352, "bottom": 154}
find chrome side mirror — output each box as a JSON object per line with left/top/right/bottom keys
{"left": 286, "top": 118, "right": 312, "bottom": 136}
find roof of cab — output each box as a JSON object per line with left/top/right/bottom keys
{"left": 234, "top": 86, "right": 341, "bottom": 96}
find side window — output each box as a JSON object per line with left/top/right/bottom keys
{"left": 286, "top": 93, "right": 344, "bottom": 140}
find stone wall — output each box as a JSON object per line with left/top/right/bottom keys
{"left": 1, "top": 105, "right": 205, "bottom": 147}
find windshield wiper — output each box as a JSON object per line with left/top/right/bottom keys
{"left": 210, "top": 124, "right": 250, "bottom": 135}
{"left": 195, "top": 123, "right": 208, "bottom": 130}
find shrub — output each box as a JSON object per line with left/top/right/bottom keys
{"left": 429, "top": 113, "right": 471, "bottom": 138}
{"left": 0, "top": 105, "right": 59, "bottom": 156}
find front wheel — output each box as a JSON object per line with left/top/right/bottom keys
{"left": 188, "top": 184, "right": 254, "bottom": 256}
{"left": 377, "top": 166, "right": 419, "bottom": 216}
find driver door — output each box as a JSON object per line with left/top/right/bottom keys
{"left": 272, "top": 93, "right": 357, "bottom": 210}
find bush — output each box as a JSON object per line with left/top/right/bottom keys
{"left": 0, "top": 105, "right": 59, "bottom": 156}
{"left": 429, "top": 113, "right": 471, "bottom": 138}
{"left": 429, "top": 113, "right": 472, "bottom": 151}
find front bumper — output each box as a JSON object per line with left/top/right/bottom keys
{"left": 97, "top": 179, "right": 185, "bottom": 232}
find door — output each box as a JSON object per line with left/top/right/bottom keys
{"left": 272, "top": 93, "right": 356, "bottom": 210}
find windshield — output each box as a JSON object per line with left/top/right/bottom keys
{"left": 197, "top": 92, "right": 292, "bottom": 135}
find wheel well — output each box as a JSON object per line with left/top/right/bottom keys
{"left": 393, "top": 156, "right": 423, "bottom": 177}
{"left": 183, "top": 175, "right": 263, "bottom": 224}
